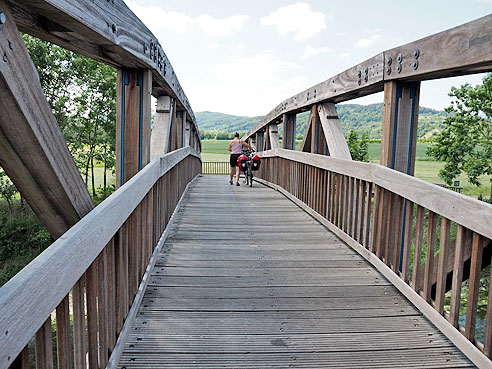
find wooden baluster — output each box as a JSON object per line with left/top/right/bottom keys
{"left": 363, "top": 182, "right": 372, "bottom": 249}
{"left": 435, "top": 217, "right": 451, "bottom": 314}
{"left": 72, "top": 277, "right": 86, "bottom": 369}
{"left": 465, "top": 232, "right": 483, "bottom": 341}
{"left": 10, "top": 346, "right": 29, "bottom": 369}
{"left": 356, "top": 180, "right": 364, "bottom": 242}
{"left": 326, "top": 171, "right": 332, "bottom": 221}
{"left": 343, "top": 176, "right": 349, "bottom": 233}
{"left": 86, "top": 262, "right": 99, "bottom": 369}
{"left": 107, "top": 239, "right": 116, "bottom": 348}
{"left": 423, "top": 211, "right": 438, "bottom": 302}
{"left": 97, "top": 251, "right": 108, "bottom": 366}
{"left": 450, "top": 225, "right": 466, "bottom": 328}
{"left": 346, "top": 177, "right": 353, "bottom": 235}
{"left": 375, "top": 188, "right": 386, "bottom": 258}
{"left": 484, "top": 251, "right": 492, "bottom": 357}
{"left": 392, "top": 195, "right": 404, "bottom": 273}
{"left": 411, "top": 205, "right": 425, "bottom": 292}
{"left": 370, "top": 185, "right": 381, "bottom": 253}
{"left": 55, "top": 295, "right": 71, "bottom": 369}
{"left": 383, "top": 192, "right": 394, "bottom": 264}
{"left": 35, "top": 317, "right": 53, "bottom": 369}
{"left": 401, "top": 200, "right": 414, "bottom": 282}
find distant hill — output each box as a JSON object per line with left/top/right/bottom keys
{"left": 196, "top": 104, "right": 448, "bottom": 140}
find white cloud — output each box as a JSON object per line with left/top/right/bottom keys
{"left": 340, "top": 52, "right": 350, "bottom": 58}
{"left": 127, "top": 1, "right": 247, "bottom": 37}
{"left": 260, "top": 2, "right": 329, "bottom": 40}
{"left": 208, "top": 42, "right": 220, "bottom": 49}
{"left": 196, "top": 14, "right": 249, "bottom": 37}
{"left": 302, "top": 46, "right": 331, "bottom": 59}
{"left": 356, "top": 34, "right": 382, "bottom": 47}
{"left": 476, "top": 0, "right": 492, "bottom": 3}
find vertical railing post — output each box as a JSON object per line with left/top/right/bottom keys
{"left": 282, "top": 113, "right": 296, "bottom": 150}
{"left": 150, "top": 95, "right": 173, "bottom": 160}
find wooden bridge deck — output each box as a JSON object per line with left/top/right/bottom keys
{"left": 118, "top": 176, "right": 474, "bottom": 368}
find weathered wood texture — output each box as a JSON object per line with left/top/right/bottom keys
{"left": 116, "top": 176, "right": 472, "bottom": 368}
{"left": 318, "top": 103, "right": 351, "bottom": 159}
{"left": 243, "top": 14, "right": 492, "bottom": 141}
{"left": 282, "top": 114, "right": 296, "bottom": 150}
{"left": 8, "top": 0, "right": 201, "bottom": 139}
{"left": 116, "top": 68, "right": 152, "bottom": 188}
{"left": 0, "top": 0, "right": 93, "bottom": 238}
{"left": 255, "top": 151, "right": 492, "bottom": 367}
{"left": 150, "top": 96, "right": 173, "bottom": 161}
{"left": 0, "top": 148, "right": 201, "bottom": 369}
{"left": 380, "top": 81, "right": 420, "bottom": 175}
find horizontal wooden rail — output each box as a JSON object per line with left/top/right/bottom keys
{"left": 202, "top": 162, "right": 230, "bottom": 175}
{"left": 255, "top": 148, "right": 492, "bottom": 368}
{"left": 0, "top": 147, "right": 201, "bottom": 369}
{"left": 243, "top": 14, "right": 492, "bottom": 141}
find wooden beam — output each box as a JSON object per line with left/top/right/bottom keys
{"left": 243, "top": 14, "right": 492, "bottom": 141}
{"left": 184, "top": 120, "right": 191, "bottom": 148}
{"left": 282, "top": 114, "right": 296, "bottom": 150}
{"left": 116, "top": 68, "right": 152, "bottom": 188}
{"left": 318, "top": 103, "right": 352, "bottom": 160}
{"left": 380, "top": 81, "right": 420, "bottom": 175}
{"left": 0, "top": 0, "right": 93, "bottom": 239}
{"left": 256, "top": 130, "right": 265, "bottom": 152}
{"left": 150, "top": 96, "right": 173, "bottom": 161}
{"left": 267, "top": 124, "right": 280, "bottom": 150}
{"left": 10, "top": 0, "right": 201, "bottom": 144}
{"left": 300, "top": 112, "right": 313, "bottom": 153}
{"left": 310, "top": 105, "right": 323, "bottom": 154}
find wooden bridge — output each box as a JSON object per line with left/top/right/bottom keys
{"left": 0, "top": 1, "right": 491, "bottom": 368}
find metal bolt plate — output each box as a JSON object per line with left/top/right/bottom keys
{"left": 397, "top": 53, "right": 402, "bottom": 63}
{"left": 387, "top": 56, "right": 392, "bottom": 66}
{"left": 413, "top": 49, "right": 420, "bottom": 59}
{"left": 0, "top": 12, "right": 5, "bottom": 25}
{"left": 412, "top": 60, "right": 419, "bottom": 70}
{"left": 386, "top": 66, "right": 391, "bottom": 75}
{"left": 396, "top": 63, "right": 402, "bottom": 73}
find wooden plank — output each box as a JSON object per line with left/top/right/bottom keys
{"left": 484, "top": 253, "right": 492, "bottom": 357}
{"left": 267, "top": 124, "right": 280, "bottom": 150}
{"left": 435, "top": 217, "right": 451, "bottom": 314}
{"left": 423, "top": 211, "right": 437, "bottom": 302}
{"left": 151, "top": 96, "right": 173, "bottom": 160}
{"left": 282, "top": 114, "right": 296, "bottom": 150}
{"left": 411, "top": 206, "right": 425, "bottom": 292}
{"left": 35, "top": 318, "right": 53, "bottom": 369}
{"left": 55, "top": 296, "right": 71, "bottom": 369}
{"left": 401, "top": 200, "right": 414, "bottom": 282}
{"left": 464, "top": 233, "right": 483, "bottom": 341}
{"left": 72, "top": 277, "right": 86, "bottom": 369}
{"left": 450, "top": 225, "right": 466, "bottom": 328}
{"left": 0, "top": 0, "right": 93, "bottom": 238}
{"left": 317, "top": 103, "right": 351, "bottom": 159}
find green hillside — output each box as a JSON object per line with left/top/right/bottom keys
{"left": 196, "top": 104, "right": 448, "bottom": 140}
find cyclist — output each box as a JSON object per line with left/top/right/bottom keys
{"left": 228, "top": 132, "right": 253, "bottom": 186}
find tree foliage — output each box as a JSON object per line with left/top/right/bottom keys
{"left": 347, "top": 130, "right": 369, "bottom": 162}
{"left": 22, "top": 34, "right": 116, "bottom": 198}
{"left": 426, "top": 73, "right": 492, "bottom": 200}
{"left": 0, "top": 168, "right": 17, "bottom": 213}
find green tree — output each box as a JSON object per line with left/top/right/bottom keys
{"left": 347, "top": 130, "right": 369, "bottom": 162}
{"left": 23, "top": 34, "right": 116, "bottom": 198}
{"left": 0, "top": 168, "right": 18, "bottom": 214}
{"left": 426, "top": 73, "right": 492, "bottom": 202}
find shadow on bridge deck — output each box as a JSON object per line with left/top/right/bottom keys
{"left": 117, "top": 176, "right": 473, "bottom": 368}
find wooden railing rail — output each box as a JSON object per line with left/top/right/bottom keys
{"left": 255, "top": 148, "right": 492, "bottom": 368}
{"left": 202, "top": 161, "right": 230, "bottom": 175}
{"left": 0, "top": 147, "right": 201, "bottom": 369}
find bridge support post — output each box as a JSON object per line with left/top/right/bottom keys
{"left": 150, "top": 95, "right": 174, "bottom": 161}
{"left": 380, "top": 81, "right": 420, "bottom": 175}
{"left": 184, "top": 120, "right": 191, "bottom": 147}
{"left": 116, "top": 68, "right": 152, "bottom": 188}
{"left": 266, "top": 124, "right": 280, "bottom": 150}
{"left": 282, "top": 114, "right": 296, "bottom": 150}
{"left": 248, "top": 136, "right": 257, "bottom": 151}
{"left": 256, "top": 130, "right": 265, "bottom": 152}
{"left": 310, "top": 105, "right": 327, "bottom": 155}
{"left": 318, "top": 103, "right": 352, "bottom": 159}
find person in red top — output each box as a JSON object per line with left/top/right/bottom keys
{"left": 228, "top": 132, "right": 252, "bottom": 186}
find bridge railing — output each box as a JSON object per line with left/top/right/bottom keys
{"left": 0, "top": 147, "right": 201, "bottom": 369}
{"left": 255, "top": 149, "right": 492, "bottom": 367}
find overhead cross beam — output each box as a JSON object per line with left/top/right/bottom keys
{"left": 0, "top": 0, "right": 94, "bottom": 238}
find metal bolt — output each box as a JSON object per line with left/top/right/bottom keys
{"left": 387, "top": 56, "right": 392, "bottom": 66}
{"left": 365, "top": 67, "right": 369, "bottom": 75}
{"left": 386, "top": 66, "right": 392, "bottom": 75}
{"left": 111, "top": 24, "right": 116, "bottom": 33}
{"left": 412, "top": 60, "right": 419, "bottom": 70}
{"left": 413, "top": 48, "right": 420, "bottom": 59}
{"left": 8, "top": 40, "right": 13, "bottom": 50}
{"left": 358, "top": 78, "right": 361, "bottom": 86}
{"left": 396, "top": 63, "right": 402, "bottom": 73}
{"left": 3, "top": 53, "right": 7, "bottom": 62}
{"left": 0, "top": 12, "right": 5, "bottom": 25}
{"left": 357, "top": 70, "right": 362, "bottom": 78}
{"left": 397, "top": 53, "right": 402, "bottom": 63}
{"left": 143, "top": 42, "right": 148, "bottom": 53}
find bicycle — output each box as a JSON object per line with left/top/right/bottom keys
{"left": 238, "top": 149, "right": 255, "bottom": 187}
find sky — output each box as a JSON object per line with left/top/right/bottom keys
{"left": 127, "top": 0, "right": 492, "bottom": 116}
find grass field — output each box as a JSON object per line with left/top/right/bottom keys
{"left": 200, "top": 139, "right": 491, "bottom": 199}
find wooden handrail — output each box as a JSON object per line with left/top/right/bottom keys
{"left": 0, "top": 147, "right": 201, "bottom": 369}
{"left": 243, "top": 14, "right": 492, "bottom": 141}
{"left": 259, "top": 149, "right": 492, "bottom": 240}
{"left": 255, "top": 149, "right": 492, "bottom": 367}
